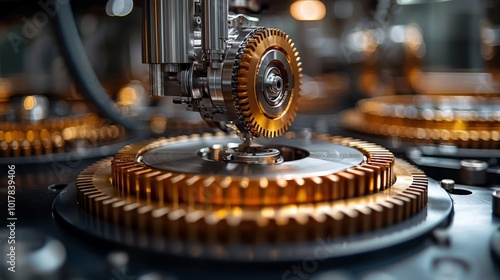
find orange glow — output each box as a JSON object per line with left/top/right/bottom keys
{"left": 23, "top": 96, "right": 37, "bottom": 110}
{"left": 117, "top": 86, "right": 137, "bottom": 106}
{"left": 0, "top": 78, "right": 12, "bottom": 100}
{"left": 290, "top": 0, "right": 326, "bottom": 21}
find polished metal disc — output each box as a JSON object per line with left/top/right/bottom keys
{"left": 139, "top": 135, "right": 365, "bottom": 178}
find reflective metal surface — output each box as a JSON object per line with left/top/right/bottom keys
{"left": 140, "top": 135, "right": 364, "bottom": 177}
{"left": 142, "top": 0, "right": 194, "bottom": 64}
{"left": 3, "top": 0, "right": 500, "bottom": 279}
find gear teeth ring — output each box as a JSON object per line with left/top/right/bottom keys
{"left": 343, "top": 95, "right": 500, "bottom": 149}
{"left": 0, "top": 113, "right": 125, "bottom": 157}
{"left": 76, "top": 133, "right": 428, "bottom": 244}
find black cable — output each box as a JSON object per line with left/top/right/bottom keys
{"left": 52, "top": 0, "right": 142, "bottom": 132}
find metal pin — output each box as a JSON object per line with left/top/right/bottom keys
{"left": 440, "top": 179, "right": 455, "bottom": 192}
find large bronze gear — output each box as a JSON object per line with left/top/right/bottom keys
{"left": 343, "top": 95, "right": 500, "bottom": 149}
{"left": 234, "top": 28, "right": 302, "bottom": 138}
{"left": 76, "top": 132, "right": 428, "bottom": 244}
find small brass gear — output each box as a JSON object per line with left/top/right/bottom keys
{"left": 76, "top": 133, "right": 428, "bottom": 244}
{"left": 343, "top": 95, "right": 500, "bottom": 149}
{"left": 235, "top": 28, "right": 302, "bottom": 138}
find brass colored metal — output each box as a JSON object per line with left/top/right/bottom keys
{"left": 0, "top": 113, "right": 125, "bottom": 157}
{"left": 113, "top": 133, "right": 395, "bottom": 206}
{"left": 76, "top": 133, "right": 428, "bottom": 243}
{"left": 235, "top": 29, "right": 302, "bottom": 138}
{"left": 343, "top": 95, "right": 500, "bottom": 149}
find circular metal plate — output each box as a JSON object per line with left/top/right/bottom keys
{"left": 140, "top": 136, "right": 365, "bottom": 178}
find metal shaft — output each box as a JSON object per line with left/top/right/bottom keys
{"left": 142, "top": 0, "right": 194, "bottom": 64}
{"left": 149, "top": 64, "right": 164, "bottom": 96}
{"left": 142, "top": 0, "right": 194, "bottom": 96}
{"left": 202, "top": 0, "right": 228, "bottom": 62}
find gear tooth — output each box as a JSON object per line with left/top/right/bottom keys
{"left": 240, "top": 177, "right": 250, "bottom": 189}
{"left": 237, "top": 93, "right": 249, "bottom": 101}
{"left": 240, "top": 104, "right": 251, "bottom": 112}
{"left": 237, "top": 74, "right": 248, "bottom": 83}
{"left": 245, "top": 43, "right": 256, "bottom": 52}
{"left": 240, "top": 60, "right": 252, "bottom": 68}
{"left": 248, "top": 38, "right": 258, "bottom": 45}
{"left": 217, "top": 177, "right": 231, "bottom": 206}
{"left": 254, "top": 35, "right": 263, "bottom": 44}
{"left": 276, "top": 178, "right": 288, "bottom": 193}
{"left": 220, "top": 176, "right": 232, "bottom": 188}
{"left": 237, "top": 78, "right": 248, "bottom": 87}
{"left": 242, "top": 110, "right": 252, "bottom": 117}
{"left": 259, "top": 178, "right": 268, "bottom": 190}
{"left": 241, "top": 56, "right": 253, "bottom": 65}
{"left": 185, "top": 175, "right": 199, "bottom": 186}
{"left": 238, "top": 64, "right": 249, "bottom": 73}
{"left": 169, "top": 174, "right": 186, "bottom": 207}
{"left": 237, "top": 95, "right": 249, "bottom": 103}
{"left": 253, "top": 126, "right": 262, "bottom": 136}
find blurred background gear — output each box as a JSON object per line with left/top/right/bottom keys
{"left": 1, "top": 0, "right": 500, "bottom": 279}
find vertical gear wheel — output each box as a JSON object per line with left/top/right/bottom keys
{"left": 234, "top": 28, "right": 302, "bottom": 138}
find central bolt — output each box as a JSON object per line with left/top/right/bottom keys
{"left": 265, "top": 73, "right": 283, "bottom": 99}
